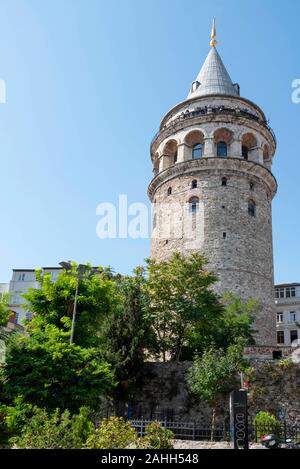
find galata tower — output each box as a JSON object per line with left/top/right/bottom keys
{"left": 149, "top": 21, "right": 277, "bottom": 346}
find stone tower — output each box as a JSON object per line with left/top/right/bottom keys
{"left": 149, "top": 22, "right": 277, "bottom": 346}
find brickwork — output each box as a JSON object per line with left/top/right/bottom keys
{"left": 149, "top": 93, "right": 277, "bottom": 346}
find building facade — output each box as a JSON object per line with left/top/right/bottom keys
{"left": 149, "top": 23, "right": 277, "bottom": 346}
{"left": 8, "top": 267, "right": 61, "bottom": 324}
{"left": 275, "top": 283, "right": 300, "bottom": 346}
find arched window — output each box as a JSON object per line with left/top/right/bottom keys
{"left": 248, "top": 200, "right": 256, "bottom": 217}
{"left": 192, "top": 143, "right": 203, "bottom": 159}
{"left": 242, "top": 146, "right": 249, "bottom": 160}
{"left": 221, "top": 177, "right": 228, "bottom": 187}
{"left": 250, "top": 182, "right": 255, "bottom": 191}
{"left": 191, "top": 180, "right": 197, "bottom": 189}
{"left": 217, "top": 141, "right": 228, "bottom": 157}
{"left": 189, "top": 197, "right": 199, "bottom": 214}
{"left": 167, "top": 187, "right": 172, "bottom": 196}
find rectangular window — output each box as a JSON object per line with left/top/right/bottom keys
{"left": 277, "top": 331, "right": 285, "bottom": 344}
{"left": 18, "top": 273, "right": 26, "bottom": 281}
{"left": 289, "top": 312, "right": 297, "bottom": 323}
{"left": 277, "top": 313, "right": 283, "bottom": 323}
{"left": 280, "top": 289, "right": 285, "bottom": 299}
{"left": 290, "top": 330, "right": 298, "bottom": 343}
{"left": 25, "top": 312, "right": 32, "bottom": 322}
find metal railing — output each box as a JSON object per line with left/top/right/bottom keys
{"left": 130, "top": 418, "right": 227, "bottom": 441}
{"left": 151, "top": 105, "right": 277, "bottom": 148}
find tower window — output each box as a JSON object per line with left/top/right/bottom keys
{"left": 250, "top": 182, "right": 255, "bottom": 191}
{"left": 192, "top": 143, "right": 203, "bottom": 159}
{"left": 221, "top": 177, "right": 228, "bottom": 187}
{"left": 242, "top": 146, "right": 249, "bottom": 160}
{"left": 223, "top": 232, "right": 227, "bottom": 239}
{"left": 167, "top": 187, "right": 172, "bottom": 196}
{"left": 191, "top": 180, "right": 197, "bottom": 189}
{"left": 189, "top": 197, "right": 199, "bottom": 214}
{"left": 248, "top": 200, "right": 256, "bottom": 217}
{"left": 277, "top": 331, "right": 284, "bottom": 344}
{"left": 217, "top": 141, "right": 228, "bottom": 157}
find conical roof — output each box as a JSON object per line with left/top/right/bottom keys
{"left": 188, "top": 47, "right": 239, "bottom": 99}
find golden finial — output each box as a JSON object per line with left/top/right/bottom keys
{"left": 210, "top": 18, "right": 217, "bottom": 48}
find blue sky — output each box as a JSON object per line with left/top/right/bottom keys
{"left": 0, "top": 0, "right": 299, "bottom": 283}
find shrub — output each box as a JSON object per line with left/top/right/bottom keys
{"left": 253, "top": 411, "right": 282, "bottom": 440}
{"left": 86, "top": 417, "right": 138, "bottom": 449}
{"left": 10, "top": 407, "right": 94, "bottom": 449}
{"left": 140, "top": 422, "right": 174, "bottom": 449}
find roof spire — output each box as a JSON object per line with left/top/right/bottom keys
{"left": 210, "top": 18, "right": 217, "bottom": 48}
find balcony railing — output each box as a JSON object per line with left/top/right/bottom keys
{"left": 151, "top": 105, "right": 277, "bottom": 148}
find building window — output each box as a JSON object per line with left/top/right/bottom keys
{"left": 291, "top": 330, "right": 298, "bottom": 343}
{"left": 250, "top": 182, "right": 255, "bottom": 191}
{"left": 277, "top": 313, "right": 283, "bottom": 323}
{"left": 242, "top": 146, "right": 249, "bottom": 160}
{"left": 191, "top": 180, "right": 197, "bottom": 189}
{"left": 173, "top": 151, "right": 178, "bottom": 164}
{"left": 192, "top": 143, "right": 203, "bottom": 159}
{"left": 217, "top": 141, "right": 228, "bottom": 157}
{"left": 18, "top": 273, "right": 26, "bottom": 281}
{"left": 167, "top": 187, "right": 172, "bottom": 196}
{"left": 275, "top": 286, "right": 296, "bottom": 299}
{"left": 26, "top": 312, "right": 32, "bottom": 322}
{"left": 289, "top": 312, "right": 297, "bottom": 323}
{"left": 286, "top": 287, "right": 296, "bottom": 298}
{"left": 277, "top": 331, "right": 285, "bottom": 344}
{"left": 221, "top": 177, "right": 227, "bottom": 187}
{"left": 189, "top": 197, "right": 199, "bottom": 214}
{"left": 248, "top": 200, "right": 256, "bottom": 217}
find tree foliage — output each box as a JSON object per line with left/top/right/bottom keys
{"left": 100, "top": 268, "right": 156, "bottom": 401}
{"left": 0, "top": 293, "right": 10, "bottom": 328}
{"left": 1, "top": 325, "right": 114, "bottom": 413}
{"left": 86, "top": 417, "right": 138, "bottom": 449}
{"left": 188, "top": 343, "right": 246, "bottom": 403}
{"left": 23, "top": 266, "right": 118, "bottom": 348}
{"left": 146, "top": 253, "right": 223, "bottom": 361}
{"left": 10, "top": 406, "right": 94, "bottom": 449}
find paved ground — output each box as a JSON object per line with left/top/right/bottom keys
{"left": 173, "top": 440, "right": 266, "bottom": 449}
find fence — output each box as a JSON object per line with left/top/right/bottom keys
{"left": 131, "top": 419, "right": 229, "bottom": 442}
{"left": 129, "top": 418, "right": 300, "bottom": 443}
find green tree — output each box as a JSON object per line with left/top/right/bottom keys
{"left": 1, "top": 325, "right": 114, "bottom": 413}
{"left": 188, "top": 343, "right": 246, "bottom": 440}
{"left": 23, "top": 265, "right": 118, "bottom": 348}
{"left": 86, "top": 417, "right": 138, "bottom": 449}
{"left": 10, "top": 406, "right": 94, "bottom": 449}
{"left": 0, "top": 293, "right": 10, "bottom": 328}
{"left": 100, "top": 268, "right": 156, "bottom": 407}
{"left": 146, "top": 253, "right": 223, "bottom": 362}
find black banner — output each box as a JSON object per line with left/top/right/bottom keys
{"left": 230, "top": 390, "right": 249, "bottom": 450}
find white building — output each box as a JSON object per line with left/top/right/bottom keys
{"left": 275, "top": 283, "right": 300, "bottom": 346}
{"left": 0, "top": 283, "right": 9, "bottom": 299}
{"left": 8, "top": 268, "right": 62, "bottom": 324}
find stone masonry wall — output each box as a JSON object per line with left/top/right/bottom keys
{"left": 151, "top": 158, "right": 276, "bottom": 346}
{"left": 133, "top": 361, "right": 300, "bottom": 426}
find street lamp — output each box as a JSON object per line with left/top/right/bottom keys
{"left": 59, "top": 261, "right": 102, "bottom": 344}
